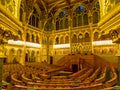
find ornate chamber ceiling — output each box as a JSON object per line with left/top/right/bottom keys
{"left": 21, "top": 0, "right": 98, "bottom": 27}
{"left": 36, "top": 0, "right": 96, "bottom": 16}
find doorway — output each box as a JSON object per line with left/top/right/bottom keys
{"left": 72, "top": 64, "right": 78, "bottom": 73}
{"left": 50, "top": 56, "right": 53, "bottom": 64}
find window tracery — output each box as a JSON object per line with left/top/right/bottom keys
{"left": 56, "top": 11, "right": 68, "bottom": 30}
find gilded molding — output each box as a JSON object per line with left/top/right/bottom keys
{"left": 0, "top": 5, "right": 22, "bottom": 29}
{"left": 98, "top": 4, "right": 120, "bottom": 29}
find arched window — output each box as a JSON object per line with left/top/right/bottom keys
{"left": 49, "top": 20, "right": 53, "bottom": 31}
{"left": 76, "top": 6, "right": 84, "bottom": 14}
{"left": 73, "top": 5, "right": 87, "bottom": 27}
{"left": 78, "top": 15, "right": 82, "bottom": 26}
{"left": 64, "top": 19, "right": 68, "bottom": 28}
{"left": 28, "top": 8, "right": 40, "bottom": 28}
{"left": 59, "top": 11, "right": 66, "bottom": 17}
{"left": 56, "top": 11, "right": 68, "bottom": 30}
{"left": 93, "top": 12, "right": 99, "bottom": 24}
{"left": 73, "top": 16, "right": 77, "bottom": 27}
{"left": 60, "top": 20, "right": 63, "bottom": 29}
{"left": 32, "top": 15, "right": 35, "bottom": 26}
{"left": 36, "top": 17, "right": 39, "bottom": 27}
{"left": 96, "top": 2, "right": 100, "bottom": 8}
{"left": 56, "top": 21, "right": 59, "bottom": 30}
{"left": 92, "top": 2, "right": 100, "bottom": 24}
{"left": 83, "top": 14, "right": 88, "bottom": 25}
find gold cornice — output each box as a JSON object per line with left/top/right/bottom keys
{"left": 28, "top": 25, "right": 41, "bottom": 32}
{"left": 98, "top": 3, "right": 120, "bottom": 28}
{"left": 99, "top": 12, "right": 120, "bottom": 33}
{"left": 0, "top": 5, "right": 22, "bottom": 29}
{"left": 0, "top": 13, "right": 22, "bottom": 34}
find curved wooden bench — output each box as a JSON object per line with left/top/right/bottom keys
{"left": 105, "top": 69, "right": 117, "bottom": 87}
{"left": 70, "top": 67, "right": 87, "bottom": 78}
{"left": 22, "top": 74, "right": 32, "bottom": 83}
{"left": 78, "top": 68, "right": 93, "bottom": 81}
{"left": 84, "top": 67, "right": 100, "bottom": 83}
{"left": 11, "top": 73, "right": 23, "bottom": 85}
{"left": 94, "top": 67, "right": 107, "bottom": 84}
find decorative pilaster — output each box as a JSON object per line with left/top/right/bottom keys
{"left": 46, "top": 35, "right": 50, "bottom": 63}
{"left": 68, "top": 13, "right": 72, "bottom": 54}
{"left": 88, "top": 10, "right": 93, "bottom": 53}
{"left": 52, "top": 18, "right": 56, "bottom": 61}
{"left": 21, "top": 0, "right": 36, "bottom": 64}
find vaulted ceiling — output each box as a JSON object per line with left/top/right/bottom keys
{"left": 36, "top": 0, "right": 97, "bottom": 16}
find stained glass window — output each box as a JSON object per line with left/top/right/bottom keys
{"left": 59, "top": 11, "right": 66, "bottom": 17}
{"left": 76, "top": 6, "right": 84, "bottom": 11}
{"left": 78, "top": 15, "right": 82, "bottom": 26}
